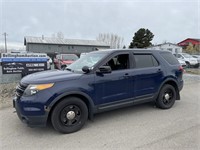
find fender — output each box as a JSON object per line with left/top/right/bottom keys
{"left": 48, "top": 91, "right": 96, "bottom": 120}
{"left": 155, "top": 76, "right": 180, "bottom": 100}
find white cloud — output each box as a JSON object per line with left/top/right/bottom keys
{"left": 30, "top": 16, "right": 39, "bottom": 25}
{"left": 1, "top": 0, "right": 199, "bottom": 46}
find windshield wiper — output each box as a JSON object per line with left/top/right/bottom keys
{"left": 66, "top": 68, "right": 72, "bottom": 71}
{"left": 66, "top": 68, "right": 74, "bottom": 72}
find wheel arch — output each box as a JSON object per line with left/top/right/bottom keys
{"left": 158, "top": 78, "right": 180, "bottom": 100}
{"left": 47, "top": 91, "right": 95, "bottom": 122}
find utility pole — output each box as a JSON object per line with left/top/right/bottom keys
{"left": 3, "top": 32, "right": 8, "bottom": 53}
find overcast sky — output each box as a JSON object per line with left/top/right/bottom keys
{"left": 0, "top": 0, "right": 199, "bottom": 48}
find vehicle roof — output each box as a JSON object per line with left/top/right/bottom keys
{"left": 90, "top": 49, "right": 171, "bottom": 54}
{"left": 57, "top": 54, "right": 77, "bottom": 55}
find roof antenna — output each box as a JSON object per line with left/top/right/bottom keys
{"left": 42, "top": 35, "right": 44, "bottom": 40}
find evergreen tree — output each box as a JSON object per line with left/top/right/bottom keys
{"left": 129, "top": 28, "right": 154, "bottom": 48}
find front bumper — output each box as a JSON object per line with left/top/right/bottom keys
{"left": 13, "top": 97, "right": 48, "bottom": 127}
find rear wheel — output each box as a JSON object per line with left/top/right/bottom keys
{"left": 186, "top": 62, "right": 190, "bottom": 68}
{"left": 51, "top": 97, "right": 88, "bottom": 133}
{"left": 156, "top": 84, "right": 176, "bottom": 109}
{"left": 194, "top": 63, "right": 199, "bottom": 68}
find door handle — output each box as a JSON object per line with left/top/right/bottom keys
{"left": 123, "top": 73, "right": 130, "bottom": 79}
{"left": 157, "top": 69, "right": 161, "bottom": 73}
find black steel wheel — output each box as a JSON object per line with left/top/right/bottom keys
{"left": 51, "top": 97, "right": 88, "bottom": 133}
{"left": 156, "top": 84, "right": 176, "bottom": 109}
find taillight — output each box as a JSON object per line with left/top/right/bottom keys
{"left": 179, "top": 66, "right": 184, "bottom": 72}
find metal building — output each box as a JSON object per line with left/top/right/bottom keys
{"left": 24, "top": 36, "right": 110, "bottom": 57}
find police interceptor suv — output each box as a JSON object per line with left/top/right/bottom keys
{"left": 13, "top": 49, "right": 184, "bottom": 133}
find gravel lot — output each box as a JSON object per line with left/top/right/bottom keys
{"left": 0, "top": 73, "right": 200, "bottom": 150}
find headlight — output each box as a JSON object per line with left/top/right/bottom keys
{"left": 23, "top": 83, "right": 54, "bottom": 96}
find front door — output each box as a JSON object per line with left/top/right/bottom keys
{"left": 94, "top": 53, "right": 132, "bottom": 105}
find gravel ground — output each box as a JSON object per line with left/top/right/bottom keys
{"left": 183, "top": 73, "right": 200, "bottom": 84}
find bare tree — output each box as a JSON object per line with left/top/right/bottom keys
{"left": 51, "top": 33, "right": 56, "bottom": 38}
{"left": 57, "top": 32, "right": 64, "bottom": 39}
{"left": 185, "top": 43, "right": 195, "bottom": 54}
{"left": 51, "top": 32, "right": 64, "bottom": 39}
{"left": 96, "top": 33, "right": 124, "bottom": 49}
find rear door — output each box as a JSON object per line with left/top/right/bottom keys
{"left": 131, "top": 53, "right": 164, "bottom": 99}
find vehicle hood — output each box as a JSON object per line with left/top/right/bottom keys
{"left": 184, "top": 57, "right": 197, "bottom": 61}
{"left": 189, "top": 58, "right": 197, "bottom": 61}
{"left": 178, "top": 59, "right": 186, "bottom": 64}
{"left": 21, "top": 70, "right": 81, "bottom": 84}
{"left": 62, "top": 60, "right": 74, "bottom": 64}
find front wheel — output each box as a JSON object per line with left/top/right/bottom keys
{"left": 61, "top": 65, "right": 66, "bottom": 70}
{"left": 51, "top": 97, "right": 88, "bottom": 133}
{"left": 156, "top": 84, "right": 176, "bottom": 109}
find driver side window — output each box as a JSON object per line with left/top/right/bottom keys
{"left": 104, "top": 54, "right": 129, "bottom": 71}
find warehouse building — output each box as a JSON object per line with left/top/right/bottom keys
{"left": 24, "top": 36, "right": 110, "bottom": 57}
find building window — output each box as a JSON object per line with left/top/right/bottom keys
{"left": 72, "top": 46, "right": 74, "bottom": 49}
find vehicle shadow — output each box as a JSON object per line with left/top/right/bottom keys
{"left": 22, "top": 102, "right": 158, "bottom": 135}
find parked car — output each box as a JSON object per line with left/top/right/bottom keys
{"left": 192, "top": 55, "right": 200, "bottom": 64}
{"left": 80, "top": 53, "right": 88, "bottom": 58}
{"left": 174, "top": 53, "right": 199, "bottom": 68}
{"left": 54, "top": 54, "right": 78, "bottom": 69}
{"left": 177, "top": 58, "right": 186, "bottom": 68}
{"left": 47, "top": 56, "right": 52, "bottom": 70}
{"left": 13, "top": 49, "right": 183, "bottom": 133}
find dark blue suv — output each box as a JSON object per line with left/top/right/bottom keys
{"left": 13, "top": 49, "right": 184, "bottom": 133}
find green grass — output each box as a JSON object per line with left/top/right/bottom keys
{"left": 185, "top": 68, "right": 200, "bottom": 75}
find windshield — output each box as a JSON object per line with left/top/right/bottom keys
{"left": 66, "top": 52, "right": 108, "bottom": 72}
{"left": 62, "top": 55, "right": 78, "bottom": 61}
{"left": 182, "top": 53, "right": 192, "bottom": 58}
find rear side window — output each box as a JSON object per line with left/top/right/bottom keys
{"left": 160, "top": 52, "right": 179, "bottom": 65}
{"left": 134, "top": 54, "right": 159, "bottom": 68}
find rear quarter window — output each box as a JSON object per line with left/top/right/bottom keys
{"left": 160, "top": 52, "right": 179, "bottom": 65}
{"left": 133, "top": 54, "right": 159, "bottom": 68}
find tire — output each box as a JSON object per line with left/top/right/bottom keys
{"left": 61, "top": 65, "right": 66, "bottom": 70}
{"left": 186, "top": 62, "right": 190, "bottom": 68}
{"left": 194, "top": 63, "right": 199, "bottom": 68}
{"left": 51, "top": 97, "right": 88, "bottom": 134}
{"left": 54, "top": 64, "right": 58, "bottom": 69}
{"left": 156, "top": 84, "right": 176, "bottom": 109}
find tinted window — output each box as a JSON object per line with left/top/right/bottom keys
{"left": 134, "top": 54, "right": 158, "bottom": 68}
{"left": 160, "top": 52, "right": 179, "bottom": 65}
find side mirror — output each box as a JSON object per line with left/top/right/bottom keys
{"left": 82, "top": 66, "right": 90, "bottom": 73}
{"left": 96, "top": 66, "right": 112, "bottom": 74}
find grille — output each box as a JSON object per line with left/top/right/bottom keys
{"left": 16, "top": 83, "right": 28, "bottom": 98}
